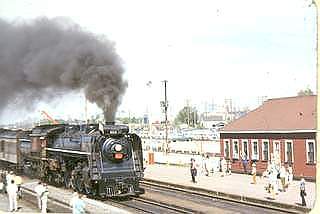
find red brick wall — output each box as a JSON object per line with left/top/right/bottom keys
{"left": 293, "top": 139, "right": 316, "bottom": 178}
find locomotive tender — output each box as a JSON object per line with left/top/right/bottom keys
{"left": 0, "top": 123, "right": 145, "bottom": 197}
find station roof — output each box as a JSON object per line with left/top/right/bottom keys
{"left": 221, "top": 95, "right": 316, "bottom": 133}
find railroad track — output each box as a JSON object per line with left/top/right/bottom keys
{"left": 111, "top": 196, "right": 200, "bottom": 214}
{"left": 18, "top": 176, "right": 309, "bottom": 214}
{"left": 139, "top": 179, "right": 309, "bottom": 214}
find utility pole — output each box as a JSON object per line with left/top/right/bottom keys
{"left": 186, "top": 99, "right": 190, "bottom": 127}
{"left": 146, "top": 81, "right": 152, "bottom": 136}
{"left": 161, "top": 80, "right": 169, "bottom": 155}
{"left": 85, "top": 96, "right": 88, "bottom": 124}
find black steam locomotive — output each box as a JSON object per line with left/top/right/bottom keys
{"left": 0, "top": 123, "right": 145, "bottom": 197}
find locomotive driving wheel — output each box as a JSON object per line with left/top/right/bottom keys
{"left": 47, "top": 173, "right": 53, "bottom": 184}
{"left": 84, "top": 182, "right": 92, "bottom": 195}
{"left": 75, "top": 176, "right": 85, "bottom": 193}
{"left": 70, "top": 170, "right": 77, "bottom": 190}
{"left": 70, "top": 177, "right": 76, "bottom": 190}
{"left": 64, "top": 175, "right": 72, "bottom": 189}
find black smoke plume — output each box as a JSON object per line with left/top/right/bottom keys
{"left": 0, "top": 17, "right": 127, "bottom": 122}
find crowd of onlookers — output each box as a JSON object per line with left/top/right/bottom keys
{"left": 261, "top": 159, "right": 307, "bottom": 206}
{"left": 189, "top": 153, "right": 308, "bottom": 207}
{"left": 0, "top": 168, "right": 86, "bottom": 213}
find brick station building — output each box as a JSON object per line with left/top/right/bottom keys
{"left": 220, "top": 95, "right": 316, "bottom": 180}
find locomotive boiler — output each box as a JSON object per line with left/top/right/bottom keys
{"left": 3, "top": 122, "right": 145, "bottom": 198}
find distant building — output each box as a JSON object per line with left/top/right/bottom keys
{"left": 200, "top": 113, "right": 225, "bottom": 129}
{"left": 220, "top": 95, "right": 316, "bottom": 180}
{"left": 200, "top": 107, "right": 249, "bottom": 129}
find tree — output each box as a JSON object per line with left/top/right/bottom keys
{"left": 297, "top": 88, "right": 314, "bottom": 96}
{"left": 174, "top": 106, "right": 199, "bottom": 127}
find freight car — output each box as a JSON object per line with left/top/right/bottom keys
{"left": 0, "top": 123, "right": 145, "bottom": 198}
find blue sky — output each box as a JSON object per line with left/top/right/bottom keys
{"left": 0, "top": 0, "right": 317, "bottom": 124}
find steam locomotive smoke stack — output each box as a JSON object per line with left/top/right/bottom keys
{"left": 0, "top": 17, "right": 127, "bottom": 119}
{"left": 103, "top": 103, "right": 116, "bottom": 123}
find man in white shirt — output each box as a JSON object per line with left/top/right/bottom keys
{"left": 7, "top": 180, "right": 18, "bottom": 212}
{"left": 35, "top": 181, "right": 45, "bottom": 210}
{"left": 220, "top": 157, "right": 227, "bottom": 177}
{"left": 280, "top": 166, "right": 287, "bottom": 192}
{"left": 6, "top": 171, "right": 14, "bottom": 187}
{"left": 204, "top": 155, "right": 211, "bottom": 176}
{"left": 40, "top": 183, "right": 49, "bottom": 213}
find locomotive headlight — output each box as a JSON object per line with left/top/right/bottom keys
{"left": 114, "top": 144, "right": 122, "bottom": 152}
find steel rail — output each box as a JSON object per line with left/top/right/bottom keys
{"left": 109, "top": 196, "right": 199, "bottom": 214}
{"left": 140, "top": 179, "right": 309, "bottom": 214}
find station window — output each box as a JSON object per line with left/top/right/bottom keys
{"left": 241, "top": 140, "right": 249, "bottom": 159}
{"left": 232, "top": 139, "right": 239, "bottom": 159}
{"left": 251, "top": 140, "right": 259, "bottom": 160}
{"left": 273, "top": 141, "right": 281, "bottom": 161}
{"left": 285, "top": 140, "right": 294, "bottom": 164}
{"left": 262, "top": 140, "right": 269, "bottom": 161}
{"left": 306, "top": 140, "right": 316, "bottom": 164}
{"left": 223, "top": 139, "right": 230, "bottom": 159}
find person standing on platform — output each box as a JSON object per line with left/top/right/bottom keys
{"left": 7, "top": 180, "right": 18, "bottom": 212}
{"left": 300, "top": 177, "right": 307, "bottom": 206}
{"left": 2, "top": 171, "right": 8, "bottom": 193}
{"left": 226, "top": 160, "right": 232, "bottom": 175}
{"left": 266, "top": 168, "right": 272, "bottom": 193}
{"left": 35, "top": 181, "right": 45, "bottom": 210}
{"left": 287, "top": 165, "right": 293, "bottom": 186}
{"left": 279, "top": 166, "right": 287, "bottom": 192}
{"left": 240, "top": 152, "right": 248, "bottom": 174}
{"left": 6, "top": 171, "right": 14, "bottom": 189}
{"left": 190, "top": 158, "right": 197, "bottom": 183}
{"left": 220, "top": 157, "right": 227, "bottom": 177}
{"left": 270, "top": 161, "right": 279, "bottom": 195}
{"left": 14, "top": 174, "right": 22, "bottom": 199}
{"left": 271, "top": 169, "right": 278, "bottom": 200}
{"left": 40, "top": 183, "right": 49, "bottom": 213}
{"left": 251, "top": 162, "right": 257, "bottom": 184}
{"left": 204, "top": 155, "right": 210, "bottom": 176}
{"left": 201, "top": 154, "right": 206, "bottom": 176}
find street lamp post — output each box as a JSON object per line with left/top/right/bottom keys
{"left": 161, "top": 80, "right": 169, "bottom": 155}
{"left": 146, "top": 81, "right": 152, "bottom": 137}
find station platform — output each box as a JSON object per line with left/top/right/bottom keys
{"left": 143, "top": 164, "right": 316, "bottom": 211}
{"left": 22, "top": 180, "right": 130, "bottom": 214}
{"left": 0, "top": 192, "right": 39, "bottom": 213}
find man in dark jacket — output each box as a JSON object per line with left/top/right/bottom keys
{"left": 190, "top": 158, "right": 197, "bottom": 183}
{"left": 300, "top": 177, "right": 306, "bottom": 206}
{"left": 241, "top": 152, "right": 248, "bottom": 174}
